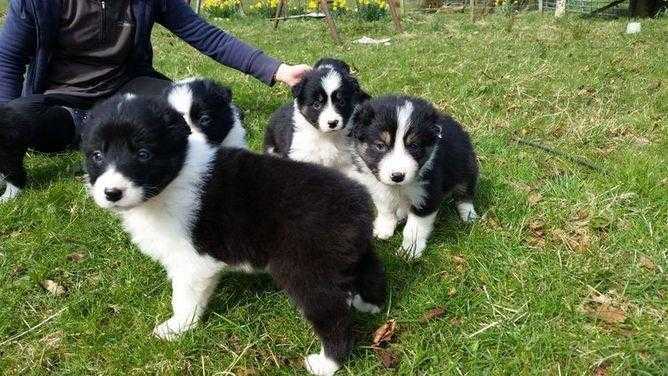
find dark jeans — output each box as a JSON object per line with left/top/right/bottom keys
{"left": 6, "top": 76, "right": 171, "bottom": 152}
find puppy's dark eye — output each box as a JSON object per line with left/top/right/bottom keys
{"left": 374, "top": 142, "right": 388, "bottom": 152}
{"left": 91, "top": 151, "right": 103, "bottom": 164}
{"left": 137, "top": 149, "right": 151, "bottom": 161}
{"left": 199, "top": 113, "right": 211, "bottom": 125}
{"left": 312, "top": 101, "right": 322, "bottom": 110}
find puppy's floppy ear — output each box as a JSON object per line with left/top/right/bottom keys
{"left": 162, "top": 108, "right": 192, "bottom": 139}
{"left": 291, "top": 78, "right": 305, "bottom": 98}
{"left": 207, "top": 81, "right": 232, "bottom": 104}
{"left": 348, "top": 77, "right": 371, "bottom": 103}
{"left": 349, "top": 102, "right": 375, "bottom": 140}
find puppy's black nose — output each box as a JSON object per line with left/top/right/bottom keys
{"left": 328, "top": 120, "right": 339, "bottom": 129}
{"left": 391, "top": 173, "right": 405, "bottom": 183}
{"left": 104, "top": 188, "right": 124, "bottom": 202}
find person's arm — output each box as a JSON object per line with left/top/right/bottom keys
{"left": 157, "top": 0, "right": 284, "bottom": 86}
{"left": 0, "top": 0, "right": 36, "bottom": 103}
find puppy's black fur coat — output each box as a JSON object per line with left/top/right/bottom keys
{"left": 82, "top": 95, "right": 386, "bottom": 372}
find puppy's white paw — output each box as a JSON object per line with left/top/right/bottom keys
{"left": 152, "top": 317, "right": 196, "bottom": 341}
{"left": 304, "top": 352, "right": 340, "bottom": 376}
{"left": 456, "top": 201, "right": 478, "bottom": 223}
{"left": 0, "top": 183, "right": 22, "bottom": 203}
{"left": 400, "top": 236, "right": 427, "bottom": 259}
{"left": 373, "top": 215, "right": 396, "bottom": 240}
{"left": 351, "top": 294, "right": 380, "bottom": 314}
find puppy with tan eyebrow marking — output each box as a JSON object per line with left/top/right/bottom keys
{"left": 348, "top": 95, "right": 479, "bottom": 258}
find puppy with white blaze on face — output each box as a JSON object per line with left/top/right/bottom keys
{"left": 348, "top": 95, "right": 479, "bottom": 258}
{"left": 82, "top": 95, "right": 386, "bottom": 376}
{"left": 263, "top": 58, "right": 370, "bottom": 169}
{"left": 165, "top": 78, "right": 247, "bottom": 148}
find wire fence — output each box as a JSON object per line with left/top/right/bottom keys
{"left": 541, "top": 0, "right": 629, "bottom": 16}
{"left": 412, "top": 0, "right": 630, "bottom": 16}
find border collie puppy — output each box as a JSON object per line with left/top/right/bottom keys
{"left": 348, "top": 96, "right": 479, "bottom": 258}
{"left": 166, "top": 78, "right": 247, "bottom": 148}
{"left": 0, "top": 104, "right": 76, "bottom": 203}
{"left": 82, "top": 95, "right": 386, "bottom": 376}
{"left": 263, "top": 58, "right": 370, "bottom": 169}
{"left": 0, "top": 106, "right": 29, "bottom": 202}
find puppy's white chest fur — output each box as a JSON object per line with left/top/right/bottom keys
{"left": 349, "top": 169, "right": 426, "bottom": 217}
{"left": 289, "top": 105, "right": 352, "bottom": 169}
{"left": 118, "top": 134, "right": 223, "bottom": 279}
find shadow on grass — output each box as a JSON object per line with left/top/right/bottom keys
{"left": 24, "top": 150, "right": 84, "bottom": 190}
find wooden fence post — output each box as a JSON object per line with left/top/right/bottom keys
{"left": 319, "top": 0, "right": 340, "bottom": 43}
{"left": 388, "top": 0, "right": 404, "bottom": 33}
{"left": 274, "top": 0, "right": 286, "bottom": 29}
{"left": 555, "top": 0, "right": 566, "bottom": 17}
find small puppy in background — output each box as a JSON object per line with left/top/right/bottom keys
{"left": 165, "top": 78, "right": 247, "bottom": 148}
{"left": 263, "top": 58, "right": 370, "bottom": 169}
{"left": 0, "top": 104, "right": 76, "bottom": 203}
{"left": 83, "top": 95, "right": 386, "bottom": 376}
{"left": 0, "top": 106, "right": 30, "bottom": 202}
{"left": 349, "top": 95, "right": 479, "bottom": 258}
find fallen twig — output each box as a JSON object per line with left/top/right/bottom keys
{"left": 467, "top": 320, "right": 501, "bottom": 338}
{"left": 510, "top": 136, "right": 603, "bottom": 172}
{"left": 0, "top": 307, "right": 67, "bottom": 347}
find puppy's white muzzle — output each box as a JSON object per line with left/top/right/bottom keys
{"left": 377, "top": 149, "right": 419, "bottom": 186}
{"left": 91, "top": 167, "right": 144, "bottom": 209}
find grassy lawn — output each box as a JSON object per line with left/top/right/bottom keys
{"left": 1, "top": 11, "right": 666, "bottom": 376}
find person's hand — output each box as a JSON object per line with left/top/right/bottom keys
{"left": 275, "top": 64, "right": 311, "bottom": 87}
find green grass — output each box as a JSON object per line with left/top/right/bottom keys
{"left": 1, "top": 12, "right": 667, "bottom": 376}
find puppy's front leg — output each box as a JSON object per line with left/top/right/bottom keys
{"left": 401, "top": 210, "right": 438, "bottom": 258}
{"left": 153, "top": 272, "right": 220, "bottom": 341}
{"left": 373, "top": 203, "right": 398, "bottom": 240}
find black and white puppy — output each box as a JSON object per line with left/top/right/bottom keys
{"left": 349, "top": 95, "right": 479, "bottom": 258}
{"left": 0, "top": 104, "right": 76, "bottom": 202}
{"left": 165, "top": 78, "right": 247, "bottom": 148}
{"left": 0, "top": 106, "right": 30, "bottom": 202}
{"left": 263, "top": 58, "right": 370, "bottom": 169}
{"left": 82, "top": 95, "right": 386, "bottom": 376}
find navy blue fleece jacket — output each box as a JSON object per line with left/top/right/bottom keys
{"left": 0, "top": 0, "right": 282, "bottom": 103}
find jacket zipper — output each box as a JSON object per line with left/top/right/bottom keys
{"left": 100, "top": 1, "right": 107, "bottom": 43}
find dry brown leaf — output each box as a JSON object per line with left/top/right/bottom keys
{"left": 67, "top": 252, "right": 85, "bottom": 262}
{"left": 452, "top": 255, "right": 468, "bottom": 273}
{"left": 450, "top": 317, "right": 463, "bottom": 326}
{"left": 639, "top": 256, "right": 656, "bottom": 271}
{"left": 593, "top": 363, "right": 609, "bottom": 376}
{"left": 372, "top": 319, "right": 397, "bottom": 348}
{"left": 41, "top": 331, "right": 64, "bottom": 348}
{"left": 528, "top": 219, "right": 546, "bottom": 247}
{"left": 41, "top": 280, "right": 66, "bottom": 297}
{"left": 528, "top": 191, "right": 542, "bottom": 206}
{"left": 420, "top": 307, "right": 446, "bottom": 323}
{"left": 552, "top": 227, "right": 591, "bottom": 252}
{"left": 373, "top": 348, "right": 400, "bottom": 369}
{"left": 482, "top": 214, "right": 502, "bottom": 230}
{"left": 582, "top": 290, "right": 628, "bottom": 325}
{"left": 594, "top": 304, "right": 626, "bottom": 324}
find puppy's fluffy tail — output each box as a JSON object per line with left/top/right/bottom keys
{"left": 353, "top": 245, "right": 387, "bottom": 309}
